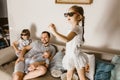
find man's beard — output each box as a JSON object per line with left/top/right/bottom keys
{"left": 43, "top": 41, "right": 49, "bottom": 46}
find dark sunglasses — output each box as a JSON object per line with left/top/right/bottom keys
{"left": 64, "top": 12, "right": 76, "bottom": 17}
{"left": 21, "top": 33, "right": 28, "bottom": 36}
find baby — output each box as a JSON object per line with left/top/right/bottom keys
{"left": 24, "top": 51, "right": 51, "bottom": 73}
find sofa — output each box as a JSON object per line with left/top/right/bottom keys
{"left": 0, "top": 45, "right": 120, "bottom": 80}
{"left": 0, "top": 46, "right": 62, "bottom": 80}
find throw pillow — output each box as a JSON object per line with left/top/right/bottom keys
{"left": 83, "top": 53, "right": 95, "bottom": 80}
{"left": 95, "top": 59, "right": 115, "bottom": 80}
{"left": 110, "top": 55, "right": 120, "bottom": 80}
{"left": 50, "top": 50, "right": 65, "bottom": 78}
{"left": 111, "top": 55, "right": 120, "bottom": 64}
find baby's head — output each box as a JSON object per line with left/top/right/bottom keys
{"left": 43, "top": 51, "right": 51, "bottom": 59}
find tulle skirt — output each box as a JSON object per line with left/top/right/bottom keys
{"left": 62, "top": 51, "right": 88, "bottom": 70}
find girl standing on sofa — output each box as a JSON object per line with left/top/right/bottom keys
{"left": 49, "top": 5, "right": 88, "bottom": 80}
{"left": 12, "top": 29, "right": 32, "bottom": 57}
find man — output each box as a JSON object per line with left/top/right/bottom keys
{"left": 13, "top": 31, "right": 56, "bottom": 80}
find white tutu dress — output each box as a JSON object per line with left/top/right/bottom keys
{"left": 62, "top": 25, "right": 88, "bottom": 70}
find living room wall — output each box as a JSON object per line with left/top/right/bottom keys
{"left": 7, "top": 0, "right": 120, "bottom": 50}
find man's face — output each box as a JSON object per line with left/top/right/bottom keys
{"left": 41, "top": 33, "right": 50, "bottom": 44}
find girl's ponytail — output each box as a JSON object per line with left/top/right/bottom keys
{"left": 82, "top": 16, "right": 85, "bottom": 42}
{"left": 70, "top": 5, "right": 85, "bottom": 42}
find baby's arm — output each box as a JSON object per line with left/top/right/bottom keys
{"left": 45, "top": 59, "right": 50, "bottom": 68}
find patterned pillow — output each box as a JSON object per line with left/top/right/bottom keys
{"left": 95, "top": 59, "right": 115, "bottom": 80}
{"left": 111, "top": 55, "right": 120, "bottom": 64}
{"left": 110, "top": 55, "right": 120, "bottom": 80}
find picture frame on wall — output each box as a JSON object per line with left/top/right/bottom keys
{"left": 56, "top": 0, "right": 93, "bottom": 4}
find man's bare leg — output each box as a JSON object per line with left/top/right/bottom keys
{"left": 24, "top": 65, "right": 47, "bottom": 80}
{"left": 13, "top": 72, "right": 24, "bottom": 80}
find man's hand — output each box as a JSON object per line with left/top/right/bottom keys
{"left": 29, "top": 62, "right": 40, "bottom": 70}
{"left": 28, "top": 62, "right": 40, "bottom": 71}
{"left": 28, "top": 61, "right": 45, "bottom": 71}
{"left": 28, "top": 65, "right": 36, "bottom": 71}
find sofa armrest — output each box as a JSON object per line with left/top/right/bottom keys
{"left": 0, "top": 46, "right": 16, "bottom": 65}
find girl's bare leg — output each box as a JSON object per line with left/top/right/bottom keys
{"left": 67, "top": 68, "right": 75, "bottom": 80}
{"left": 77, "top": 67, "right": 86, "bottom": 80}
{"left": 23, "top": 65, "right": 47, "bottom": 80}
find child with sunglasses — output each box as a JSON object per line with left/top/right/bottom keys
{"left": 49, "top": 5, "right": 89, "bottom": 80}
{"left": 12, "top": 29, "right": 32, "bottom": 57}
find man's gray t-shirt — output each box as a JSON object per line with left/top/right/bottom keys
{"left": 14, "top": 40, "right": 57, "bottom": 73}
{"left": 24, "top": 40, "right": 56, "bottom": 58}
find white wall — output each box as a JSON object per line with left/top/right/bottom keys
{"left": 7, "top": 0, "right": 120, "bottom": 50}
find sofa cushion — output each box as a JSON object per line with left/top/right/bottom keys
{"left": 50, "top": 50, "right": 65, "bottom": 78}
{"left": 110, "top": 64, "right": 120, "bottom": 80}
{"left": 95, "top": 59, "right": 115, "bottom": 80}
{"left": 84, "top": 53, "right": 95, "bottom": 80}
{"left": 0, "top": 46, "right": 16, "bottom": 65}
{"left": 110, "top": 55, "right": 120, "bottom": 80}
{"left": 111, "top": 55, "right": 120, "bottom": 64}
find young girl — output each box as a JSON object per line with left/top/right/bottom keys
{"left": 49, "top": 5, "right": 88, "bottom": 80}
{"left": 12, "top": 29, "right": 32, "bottom": 57}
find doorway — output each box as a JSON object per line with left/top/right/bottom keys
{"left": 0, "top": 0, "right": 10, "bottom": 49}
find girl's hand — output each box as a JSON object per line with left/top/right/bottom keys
{"left": 85, "top": 64, "right": 89, "bottom": 73}
{"left": 49, "top": 23, "right": 57, "bottom": 35}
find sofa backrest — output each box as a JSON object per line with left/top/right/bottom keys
{"left": 81, "top": 45, "right": 120, "bottom": 61}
